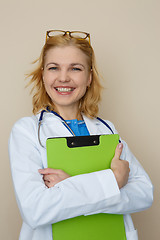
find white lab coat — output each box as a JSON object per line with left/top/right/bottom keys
{"left": 8, "top": 112, "right": 153, "bottom": 240}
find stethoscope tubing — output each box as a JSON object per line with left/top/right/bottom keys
{"left": 38, "top": 108, "right": 119, "bottom": 148}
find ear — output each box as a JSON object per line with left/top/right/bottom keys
{"left": 41, "top": 68, "right": 44, "bottom": 82}
{"left": 87, "top": 70, "right": 92, "bottom": 87}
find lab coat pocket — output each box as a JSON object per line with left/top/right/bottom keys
{"left": 126, "top": 229, "right": 138, "bottom": 240}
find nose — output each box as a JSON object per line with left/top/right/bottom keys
{"left": 58, "top": 69, "right": 70, "bottom": 83}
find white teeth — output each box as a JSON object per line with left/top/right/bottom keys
{"left": 56, "top": 88, "right": 73, "bottom": 92}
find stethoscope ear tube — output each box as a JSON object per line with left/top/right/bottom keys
{"left": 38, "top": 120, "right": 44, "bottom": 148}
{"left": 38, "top": 108, "right": 121, "bottom": 147}
{"left": 38, "top": 108, "right": 76, "bottom": 148}
{"left": 38, "top": 110, "right": 47, "bottom": 148}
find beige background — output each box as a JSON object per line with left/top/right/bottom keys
{"left": 0, "top": 0, "right": 159, "bottom": 239}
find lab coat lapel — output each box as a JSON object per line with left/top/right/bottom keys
{"left": 40, "top": 115, "right": 72, "bottom": 148}
{"left": 51, "top": 119, "right": 73, "bottom": 137}
{"left": 82, "top": 115, "right": 101, "bottom": 135}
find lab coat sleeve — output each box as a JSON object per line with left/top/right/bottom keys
{"left": 85, "top": 121, "right": 153, "bottom": 216}
{"left": 9, "top": 117, "right": 121, "bottom": 229}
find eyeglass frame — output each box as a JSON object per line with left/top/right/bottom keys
{"left": 46, "top": 30, "right": 91, "bottom": 44}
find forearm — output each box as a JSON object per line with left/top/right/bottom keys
{"left": 11, "top": 168, "right": 120, "bottom": 229}
{"left": 85, "top": 174, "right": 153, "bottom": 216}
{"left": 85, "top": 141, "right": 154, "bottom": 216}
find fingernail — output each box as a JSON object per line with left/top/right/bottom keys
{"left": 118, "top": 143, "right": 123, "bottom": 149}
{"left": 38, "top": 169, "right": 42, "bottom": 172}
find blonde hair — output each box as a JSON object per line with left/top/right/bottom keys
{"left": 27, "top": 34, "right": 102, "bottom": 118}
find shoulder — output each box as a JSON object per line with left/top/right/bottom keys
{"left": 100, "top": 119, "right": 118, "bottom": 134}
{"left": 83, "top": 114, "right": 119, "bottom": 135}
{"left": 10, "top": 114, "right": 40, "bottom": 137}
{"left": 9, "top": 114, "right": 41, "bottom": 151}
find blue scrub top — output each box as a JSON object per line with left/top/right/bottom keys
{"left": 65, "top": 120, "right": 90, "bottom": 136}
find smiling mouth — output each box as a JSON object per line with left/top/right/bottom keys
{"left": 55, "top": 87, "right": 75, "bottom": 92}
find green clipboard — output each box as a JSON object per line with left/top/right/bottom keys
{"left": 46, "top": 134, "right": 126, "bottom": 240}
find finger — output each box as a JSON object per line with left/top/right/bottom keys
{"left": 44, "top": 179, "right": 58, "bottom": 188}
{"left": 38, "top": 168, "right": 54, "bottom": 174}
{"left": 38, "top": 168, "right": 60, "bottom": 175}
{"left": 44, "top": 180, "right": 53, "bottom": 188}
{"left": 114, "top": 143, "right": 123, "bottom": 160}
{"left": 43, "top": 174, "right": 54, "bottom": 182}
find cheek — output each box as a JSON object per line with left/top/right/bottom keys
{"left": 43, "top": 77, "right": 53, "bottom": 95}
{"left": 78, "top": 82, "right": 88, "bottom": 97}
{"left": 43, "top": 73, "right": 54, "bottom": 87}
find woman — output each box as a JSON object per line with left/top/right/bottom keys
{"left": 9, "top": 30, "right": 153, "bottom": 240}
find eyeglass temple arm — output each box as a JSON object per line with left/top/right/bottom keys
{"left": 46, "top": 32, "right": 48, "bottom": 42}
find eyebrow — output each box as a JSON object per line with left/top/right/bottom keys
{"left": 46, "top": 62, "right": 58, "bottom": 67}
{"left": 70, "top": 63, "right": 85, "bottom": 68}
{"left": 46, "top": 62, "right": 85, "bottom": 68}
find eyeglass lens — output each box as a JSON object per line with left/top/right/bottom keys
{"left": 48, "top": 31, "right": 88, "bottom": 39}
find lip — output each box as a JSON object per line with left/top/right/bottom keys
{"left": 54, "top": 86, "right": 75, "bottom": 95}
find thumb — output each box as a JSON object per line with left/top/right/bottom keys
{"left": 114, "top": 143, "right": 123, "bottom": 160}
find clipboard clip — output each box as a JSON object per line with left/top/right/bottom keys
{"left": 66, "top": 135, "right": 100, "bottom": 148}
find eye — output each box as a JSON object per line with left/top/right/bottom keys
{"left": 48, "top": 66, "right": 58, "bottom": 71}
{"left": 72, "top": 67, "right": 82, "bottom": 71}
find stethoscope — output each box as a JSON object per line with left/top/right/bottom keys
{"left": 38, "top": 107, "right": 117, "bottom": 148}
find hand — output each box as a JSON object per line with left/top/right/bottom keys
{"left": 111, "top": 143, "right": 130, "bottom": 189}
{"left": 38, "top": 168, "right": 70, "bottom": 188}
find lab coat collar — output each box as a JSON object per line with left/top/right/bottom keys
{"left": 82, "top": 114, "right": 102, "bottom": 135}
{"left": 40, "top": 111, "right": 103, "bottom": 137}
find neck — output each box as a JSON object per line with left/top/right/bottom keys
{"left": 53, "top": 105, "right": 82, "bottom": 120}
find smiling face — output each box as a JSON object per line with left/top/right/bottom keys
{"left": 42, "top": 46, "right": 92, "bottom": 119}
